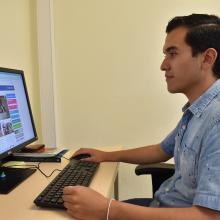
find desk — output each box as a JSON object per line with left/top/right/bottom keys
{"left": 1, "top": 145, "right": 122, "bottom": 220}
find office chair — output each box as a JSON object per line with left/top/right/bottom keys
{"left": 135, "top": 162, "right": 175, "bottom": 195}
{"left": 123, "top": 162, "right": 175, "bottom": 206}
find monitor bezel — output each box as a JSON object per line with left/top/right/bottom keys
{"left": 0, "top": 67, "right": 38, "bottom": 161}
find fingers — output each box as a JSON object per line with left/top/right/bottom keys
{"left": 72, "top": 148, "right": 105, "bottom": 162}
{"left": 63, "top": 194, "right": 74, "bottom": 203}
{"left": 81, "top": 156, "right": 96, "bottom": 162}
{"left": 63, "top": 186, "right": 78, "bottom": 208}
{"left": 63, "top": 201, "right": 74, "bottom": 209}
{"left": 63, "top": 185, "right": 87, "bottom": 196}
{"left": 76, "top": 148, "right": 92, "bottom": 154}
{"left": 72, "top": 148, "right": 92, "bottom": 158}
{"left": 64, "top": 201, "right": 80, "bottom": 218}
{"left": 63, "top": 186, "right": 87, "bottom": 219}
{"left": 63, "top": 185, "right": 75, "bottom": 194}
{"left": 63, "top": 186, "right": 108, "bottom": 220}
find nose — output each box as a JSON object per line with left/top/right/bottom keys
{"left": 160, "top": 58, "right": 169, "bottom": 71}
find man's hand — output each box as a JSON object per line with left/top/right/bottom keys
{"left": 63, "top": 186, "right": 109, "bottom": 220}
{"left": 72, "top": 148, "right": 110, "bottom": 162}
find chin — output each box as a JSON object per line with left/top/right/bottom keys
{"left": 167, "top": 86, "right": 180, "bottom": 94}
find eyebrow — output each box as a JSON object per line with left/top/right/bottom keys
{"left": 163, "top": 46, "right": 178, "bottom": 54}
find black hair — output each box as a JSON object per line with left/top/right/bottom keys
{"left": 166, "top": 14, "right": 220, "bottom": 78}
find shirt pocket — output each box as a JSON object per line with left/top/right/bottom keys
{"left": 179, "top": 147, "right": 197, "bottom": 188}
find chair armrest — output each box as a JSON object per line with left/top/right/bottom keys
{"left": 135, "top": 163, "right": 175, "bottom": 176}
{"left": 135, "top": 163, "right": 175, "bottom": 195}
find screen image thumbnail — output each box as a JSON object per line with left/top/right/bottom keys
{"left": 0, "top": 96, "right": 10, "bottom": 120}
{"left": 0, "top": 96, "right": 13, "bottom": 137}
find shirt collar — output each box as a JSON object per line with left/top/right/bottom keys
{"left": 182, "top": 79, "right": 220, "bottom": 117}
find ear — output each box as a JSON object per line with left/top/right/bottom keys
{"left": 202, "top": 48, "right": 218, "bottom": 70}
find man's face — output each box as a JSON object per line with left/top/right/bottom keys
{"left": 161, "top": 27, "right": 205, "bottom": 98}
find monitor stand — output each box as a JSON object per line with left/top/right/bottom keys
{"left": 0, "top": 167, "right": 36, "bottom": 194}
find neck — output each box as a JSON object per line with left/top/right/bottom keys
{"left": 186, "top": 77, "right": 218, "bottom": 104}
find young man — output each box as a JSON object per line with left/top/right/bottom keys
{"left": 63, "top": 14, "right": 220, "bottom": 220}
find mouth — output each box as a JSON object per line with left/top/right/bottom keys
{"left": 165, "top": 74, "right": 174, "bottom": 81}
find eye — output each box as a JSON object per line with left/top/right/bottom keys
{"left": 163, "top": 47, "right": 178, "bottom": 59}
{"left": 163, "top": 52, "right": 177, "bottom": 59}
{"left": 169, "top": 51, "right": 177, "bottom": 57}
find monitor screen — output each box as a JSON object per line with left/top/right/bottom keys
{"left": 0, "top": 67, "right": 37, "bottom": 161}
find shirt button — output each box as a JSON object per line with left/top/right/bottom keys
{"left": 165, "top": 188, "right": 169, "bottom": 192}
{"left": 182, "top": 125, "right": 186, "bottom": 130}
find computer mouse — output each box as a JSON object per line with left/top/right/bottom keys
{"left": 71, "top": 153, "right": 91, "bottom": 160}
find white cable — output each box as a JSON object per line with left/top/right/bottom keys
{"left": 107, "top": 199, "right": 114, "bottom": 220}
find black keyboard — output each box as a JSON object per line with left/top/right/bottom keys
{"left": 34, "top": 160, "right": 99, "bottom": 209}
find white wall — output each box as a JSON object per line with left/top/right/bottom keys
{"left": 0, "top": 0, "right": 42, "bottom": 141}
{"left": 53, "top": 1, "right": 182, "bottom": 148}
{"left": 52, "top": 0, "right": 220, "bottom": 200}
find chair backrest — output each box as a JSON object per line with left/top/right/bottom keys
{"left": 151, "top": 169, "right": 174, "bottom": 195}
{"left": 135, "top": 163, "right": 175, "bottom": 196}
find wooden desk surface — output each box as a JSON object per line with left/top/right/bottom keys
{"left": 0, "top": 145, "right": 122, "bottom": 220}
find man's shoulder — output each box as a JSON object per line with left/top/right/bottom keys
{"left": 204, "top": 93, "right": 220, "bottom": 124}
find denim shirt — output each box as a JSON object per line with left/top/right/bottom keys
{"left": 151, "top": 79, "right": 220, "bottom": 211}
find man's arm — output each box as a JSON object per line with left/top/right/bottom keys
{"left": 63, "top": 186, "right": 220, "bottom": 220}
{"left": 110, "top": 200, "right": 220, "bottom": 220}
{"left": 108, "top": 144, "right": 171, "bottom": 164}
{"left": 73, "top": 143, "right": 171, "bottom": 164}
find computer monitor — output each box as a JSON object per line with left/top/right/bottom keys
{"left": 0, "top": 67, "right": 37, "bottom": 194}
